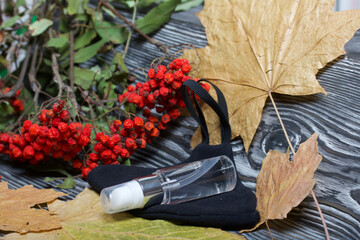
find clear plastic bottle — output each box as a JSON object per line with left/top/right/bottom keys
{"left": 100, "top": 155, "right": 237, "bottom": 214}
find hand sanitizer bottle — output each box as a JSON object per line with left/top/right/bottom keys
{"left": 100, "top": 155, "right": 237, "bottom": 214}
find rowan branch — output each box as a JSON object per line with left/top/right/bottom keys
{"left": 0, "top": 45, "right": 32, "bottom": 100}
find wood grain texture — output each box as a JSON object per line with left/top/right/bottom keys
{"left": 1, "top": 5, "right": 360, "bottom": 240}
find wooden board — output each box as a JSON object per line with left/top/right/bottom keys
{"left": 1, "top": 5, "right": 360, "bottom": 240}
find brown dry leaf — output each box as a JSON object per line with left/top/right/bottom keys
{"left": 3, "top": 188, "right": 243, "bottom": 240}
{"left": 0, "top": 182, "right": 66, "bottom": 233}
{"left": 182, "top": 0, "right": 360, "bottom": 151}
{"left": 242, "top": 133, "right": 322, "bottom": 232}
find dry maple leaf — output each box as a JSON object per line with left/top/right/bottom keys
{"left": 3, "top": 188, "right": 243, "bottom": 240}
{"left": 241, "top": 133, "right": 322, "bottom": 231}
{"left": 182, "top": 0, "right": 360, "bottom": 152}
{"left": 0, "top": 182, "right": 66, "bottom": 234}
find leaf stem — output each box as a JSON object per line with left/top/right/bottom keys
{"left": 265, "top": 220, "right": 274, "bottom": 240}
{"left": 268, "top": 91, "right": 330, "bottom": 240}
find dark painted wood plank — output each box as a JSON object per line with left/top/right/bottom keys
{"left": 1, "top": 5, "right": 360, "bottom": 240}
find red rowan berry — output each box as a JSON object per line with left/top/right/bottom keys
{"left": 158, "top": 121, "right": 167, "bottom": 130}
{"left": 143, "top": 108, "right": 151, "bottom": 117}
{"left": 0, "top": 133, "right": 9, "bottom": 142}
{"left": 58, "top": 122, "right": 69, "bottom": 133}
{"left": 63, "top": 153, "right": 73, "bottom": 162}
{"left": 51, "top": 117, "right": 62, "bottom": 127}
{"left": 135, "top": 138, "right": 146, "bottom": 149}
{"left": 158, "top": 65, "right": 167, "bottom": 73}
{"left": 156, "top": 71, "right": 164, "bottom": 80}
{"left": 23, "top": 146, "right": 35, "bottom": 159}
{"left": 125, "top": 138, "right": 136, "bottom": 149}
{"left": 29, "top": 124, "right": 40, "bottom": 137}
{"left": 78, "top": 135, "right": 89, "bottom": 146}
{"left": 52, "top": 151, "right": 63, "bottom": 159}
{"left": 22, "top": 120, "right": 32, "bottom": 131}
{"left": 48, "top": 127, "right": 60, "bottom": 140}
{"left": 99, "top": 134, "right": 110, "bottom": 145}
{"left": 88, "top": 153, "right": 99, "bottom": 162}
{"left": 119, "top": 128, "right": 129, "bottom": 137}
{"left": 159, "top": 87, "right": 169, "bottom": 97}
{"left": 169, "top": 108, "right": 181, "bottom": 119}
{"left": 34, "top": 152, "right": 44, "bottom": 161}
{"left": 129, "top": 131, "right": 138, "bottom": 139}
{"left": 144, "top": 122, "right": 154, "bottom": 131}
{"left": 52, "top": 103, "right": 62, "bottom": 113}
{"left": 133, "top": 117, "right": 143, "bottom": 127}
{"left": 12, "top": 146, "right": 22, "bottom": 158}
{"left": 120, "top": 148, "right": 129, "bottom": 159}
{"left": 89, "top": 162, "right": 98, "bottom": 170}
{"left": 59, "top": 110, "right": 70, "bottom": 122}
{"left": 149, "top": 79, "right": 158, "bottom": 89}
{"left": 164, "top": 72, "right": 174, "bottom": 85}
{"left": 42, "top": 145, "right": 52, "bottom": 154}
{"left": 123, "top": 119, "right": 134, "bottom": 129}
{"left": 148, "top": 68, "right": 155, "bottom": 78}
{"left": 148, "top": 116, "right": 159, "bottom": 123}
{"left": 31, "top": 142, "right": 43, "bottom": 151}
{"left": 181, "top": 63, "right": 191, "bottom": 74}
{"left": 201, "top": 82, "right": 210, "bottom": 91}
{"left": 111, "top": 134, "right": 121, "bottom": 143}
{"left": 128, "top": 85, "right": 135, "bottom": 92}
{"left": 172, "top": 81, "right": 182, "bottom": 90}
{"left": 100, "top": 149, "right": 112, "bottom": 160}
{"left": 46, "top": 109, "right": 55, "bottom": 119}
{"left": 72, "top": 159, "right": 83, "bottom": 170}
{"left": 150, "top": 128, "right": 160, "bottom": 137}
{"left": 11, "top": 99, "right": 24, "bottom": 112}
{"left": 67, "top": 137, "right": 77, "bottom": 146}
{"left": 0, "top": 144, "right": 5, "bottom": 153}
{"left": 94, "top": 143, "right": 105, "bottom": 153}
{"left": 136, "top": 82, "right": 143, "bottom": 90}
{"left": 39, "top": 126, "right": 49, "bottom": 138}
{"left": 147, "top": 94, "right": 156, "bottom": 103}
{"left": 81, "top": 167, "right": 91, "bottom": 179}
{"left": 112, "top": 145, "right": 122, "bottom": 155}
{"left": 161, "top": 114, "right": 171, "bottom": 124}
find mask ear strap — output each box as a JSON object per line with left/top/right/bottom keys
{"left": 181, "top": 79, "right": 231, "bottom": 144}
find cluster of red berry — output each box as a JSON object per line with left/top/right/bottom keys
{"left": 0, "top": 100, "right": 91, "bottom": 172}
{"left": 2, "top": 88, "right": 24, "bottom": 112}
{"left": 0, "top": 58, "right": 210, "bottom": 181}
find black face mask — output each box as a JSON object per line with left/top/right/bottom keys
{"left": 88, "top": 79, "right": 260, "bottom": 230}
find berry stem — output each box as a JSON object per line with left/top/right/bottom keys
{"left": 268, "top": 91, "right": 330, "bottom": 240}
{"left": 123, "top": 0, "right": 138, "bottom": 59}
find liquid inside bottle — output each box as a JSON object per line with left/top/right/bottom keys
{"left": 100, "top": 155, "right": 237, "bottom": 214}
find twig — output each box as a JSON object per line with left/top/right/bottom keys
{"left": 268, "top": 91, "right": 330, "bottom": 240}
{"left": 123, "top": 0, "right": 138, "bottom": 58}
{"left": 69, "top": 25, "right": 75, "bottom": 90}
{"left": 28, "top": 41, "right": 41, "bottom": 111}
{"left": 100, "top": 0, "right": 169, "bottom": 54}
{"left": 51, "top": 52, "right": 64, "bottom": 98}
{"left": 0, "top": 45, "right": 31, "bottom": 100}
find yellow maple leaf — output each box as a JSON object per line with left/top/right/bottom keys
{"left": 0, "top": 182, "right": 66, "bottom": 234}
{"left": 242, "top": 133, "right": 322, "bottom": 231}
{"left": 182, "top": 0, "right": 360, "bottom": 152}
{"left": 3, "top": 188, "right": 244, "bottom": 240}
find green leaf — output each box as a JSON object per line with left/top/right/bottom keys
{"left": 47, "top": 36, "right": 68, "bottom": 48}
{"left": 15, "top": 26, "right": 27, "bottom": 35}
{"left": 29, "top": 19, "right": 53, "bottom": 36}
{"left": 74, "top": 38, "right": 107, "bottom": 63}
{"left": 0, "top": 15, "right": 21, "bottom": 29}
{"left": 44, "top": 177, "right": 55, "bottom": 182}
{"left": 114, "top": 52, "right": 128, "bottom": 72}
{"left": 67, "top": 0, "right": 84, "bottom": 15}
{"left": 74, "top": 29, "right": 96, "bottom": 50}
{"left": 57, "top": 177, "right": 77, "bottom": 189}
{"left": 73, "top": 67, "right": 100, "bottom": 90}
{"left": 122, "top": 158, "right": 131, "bottom": 166}
{"left": 94, "top": 20, "right": 128, "bottom": 44}
{"left": 175, "top": 0, "right": 203, "bottom": 11}
{"left": 136, "top": 0, "right": 181, "bottom": 34}
{"left": 16, "top": 0, "right": 26, "bottom": 7}
{"left": 0, "top": 69, "right": 8, "bottom": 78}
{"left": 112, "top": 72, "right": 129, "bottom": 85}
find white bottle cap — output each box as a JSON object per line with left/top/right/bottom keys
{"left": 100, "top": 180, "right": 145, "bottom": 214}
